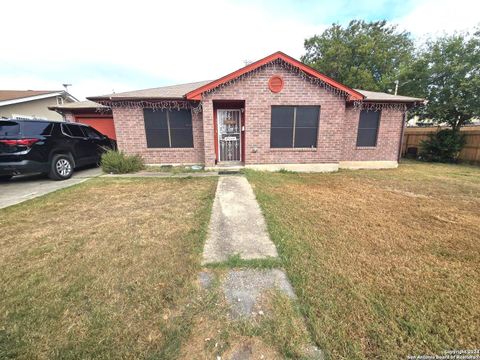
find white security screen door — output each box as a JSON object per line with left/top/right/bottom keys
{"left": 217, "top": 109, "right": 241, "bottom": 162}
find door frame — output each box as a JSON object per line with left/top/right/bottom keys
{"left": 216, "top": 108, "right": 242, "bottom": 163}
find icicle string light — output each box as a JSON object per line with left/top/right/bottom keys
{"left": 94, "top": 100, "right": 203, "bottom": 114}
{"left": 92, "top": 58, "right": 417, "bottom": 114}
{"left": 202, "top": 58, "right": 350, "bottom": 100}
{"left": 353, "top": 101, "right": 408, "bottom": 112}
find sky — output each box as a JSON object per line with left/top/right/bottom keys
{"left": 1, "top": 0, "right": 479, "bottom": 100}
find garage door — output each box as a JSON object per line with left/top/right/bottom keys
{"left": 75, "top": 117, "right": 116, "bottom": 140}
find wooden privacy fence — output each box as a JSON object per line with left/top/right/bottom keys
{"left": 401, "top": 126, "right": 480, "bottom": 163}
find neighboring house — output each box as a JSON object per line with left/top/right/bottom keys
{"left": 0, "top": 90, "right": 78, "bottom": 121}
{"left": 49, "top": 100, "right": 116, "bottom": 139}
{"left": 89, "top": 52, "right": 423, "bottom": 171}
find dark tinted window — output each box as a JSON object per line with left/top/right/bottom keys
{"left": 22, "top": 121, "right": 53, "bottom": 136}
{"left": 271, "top": 107, "right": 294, "bottom": 148}
{"left": 356, "top": 110, "right": 380, "bottom": 147}
{"left": 169, "top": 110, "right": 194, "bottom": 148}
{"left": 0, "top": 121, "right": 20, "bottom": 136}
{"left": 143, "top": 109, "right": 169, "bottom": 148}
{"left": 82, "top": 126, "right": 103, "bottom": 139}
{"left": 294, "top": 106, "right": 319, "bottom": 148}
{"left": 143, "top": 109, "right": 193, "bottom": 148}
{"left": 64, "top": 124, "right": 86, "bottom": 138}
{"left": 270, "top": 106, "right": 320, "bottom": 148}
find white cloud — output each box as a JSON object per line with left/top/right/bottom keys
{"left": 394, "top": 0, "right": 480, "bottom": 40}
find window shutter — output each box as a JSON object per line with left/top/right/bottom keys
{"left": 294, "top": 106, "right": 319, "bottom": 148}
{"left": 270, "top": 106, "right": 294, "bottom": 148}
{"left": 143, "top": 109, "right": 170, "bottom": 148}
{"left": 169, "top": 109, "right": 194, "bottom": 148}
{"left": 356, "top": 110, "right": 380, "bottom": 147}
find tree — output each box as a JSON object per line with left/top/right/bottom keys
{"left": 301, "top": 20, "right": 414, "bottom": 92}
{"left": 399, "top": 29, "right": 480, "bottom": 131}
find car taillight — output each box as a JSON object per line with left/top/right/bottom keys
{"left": 0, "top": 138, "right": 40, "bottom": 147}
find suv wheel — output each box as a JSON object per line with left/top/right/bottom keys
{"left": 0, "top": 175, "right": 13, "bottom": 182}
{"left": 49, "top": 154, "right": 74, "bottom": 180}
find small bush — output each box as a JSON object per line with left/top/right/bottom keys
{"left": 419, "top": 129, "right": 466, "bottom": 163}
{"left": 101, "top": 150, "right": 145, "bottom": 174}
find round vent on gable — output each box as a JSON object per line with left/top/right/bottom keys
{"left": 268, "top": 76, "right": 284, "bottom": 93}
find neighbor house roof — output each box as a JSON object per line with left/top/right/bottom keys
{"left": 355, "top": 89, "right": 423, "bottom": 103}
{"left": 0, "top": 90, "right": 78, "bottom": 107}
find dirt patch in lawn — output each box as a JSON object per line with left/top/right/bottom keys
{"left": 247, "top": 161, "right": 480, "bottom": 359}
{"left": 0, "top": 177, "right": 217, "bottom": 359}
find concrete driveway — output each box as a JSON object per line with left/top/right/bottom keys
{"left": 0, "top": 166, "right": 102, "bottom": 209}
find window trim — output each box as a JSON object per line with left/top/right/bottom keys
{"left": 270, "top": 105, "right": 320, "bottom": 149}
{"left": 356, "top": 110, "right": 381, "bottom": 148}
{"left": 143, "top": 109, "right": 194, "bottom": 149}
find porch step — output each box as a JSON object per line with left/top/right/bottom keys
{"left": 218, "top": 170, "right": 241, "bottom": 175}
{"left": 205, "top": 164, "right": 245, "bottom": 173}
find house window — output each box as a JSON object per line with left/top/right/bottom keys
{"left": 143, "top": 109, "right": 194, "bottom": 148}
{"left": 270, "top": 106, "right": 320, "bottom": 148}
{"left": 356, "top": 110, "right": 381, "bottom": 147}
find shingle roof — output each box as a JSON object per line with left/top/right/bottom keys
{"left": 49, "top": 100, "right": 108, "bottom": 110}
{"left": 0, "top": 90, "right": 62, "bottom": 102}
{"left": 355, "top": 89, "right": 423, "bottom": 103}
{"left": 90, "top": 80, "right": 213, "bottom": 101}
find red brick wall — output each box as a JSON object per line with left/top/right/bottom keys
{"left": 111, "top": 64, "right": 405, "bottom": 166}
{"left": 112, "top": 107, "right": 204, "bottom": 164}
{"left": 202, "top": 65, "right": 346, "bottom": 166}
{"left": 342, "top": 107, "right": 404, "bottom": 161}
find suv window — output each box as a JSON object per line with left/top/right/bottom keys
{"left": 82, "top": 126, "right": 103, "bottom": 139}
{"left": 0, "top": 121, "right": 20, "bottom": 136}
{"left": 63, "top": 124, "right": 86, "bottom": 138}
{"left": 23, "top": 121, "right": 53, "bottom": 136}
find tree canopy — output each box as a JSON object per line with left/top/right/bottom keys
{"left": 399, "top": 29, "right": 480, "bottom": 130}
{"left": 301, "top": 20, "right": 414, "bottom": 92}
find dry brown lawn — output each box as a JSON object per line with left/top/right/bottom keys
{"left": 0, "top": 177, "right": 217, "bottom": 359}
{"left": 247, "top": 161, "right": 480, "bottom": 360}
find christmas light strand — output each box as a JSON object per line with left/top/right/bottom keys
{"left": 202, "top": 58, "right": 350, "bottom": 100}
{"left": 94, "top": 99, "right": 203, "bottom": 114}
{"left": 353, "top": 101, "right": 409, "bottom": 112}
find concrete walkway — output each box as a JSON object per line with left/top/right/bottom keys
{"left": 202, "top": 175, "right": 278, "bottom": 264}
{"left": 198, "top": 175, "right": 324, "bottom": 359}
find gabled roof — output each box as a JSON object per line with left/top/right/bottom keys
{"left": 185, "top": 51, "right": 364, "bottom": 101}
{"left": 87, "top": 52, "right": 423, "bottom": 105}
{"left": 0, "top": 90, "right": 58, "bottom": 101}
{"left": 0, "top": 90, "right": 78, "bottom": 107}
{"left": 354, "top": 89, "right": 424, "bottom": 103}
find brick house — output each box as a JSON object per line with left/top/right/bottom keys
{"left": 89, "top": 52, "right": 423, "bottom": 171}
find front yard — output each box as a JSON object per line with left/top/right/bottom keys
{"left": 247, "top": 161, "right": 480, "bottom": 359}
{"left": 1, "top": 161, "right": 478, "bottom": 359}
{"left": 0, "top": 177, "right": 217, "bottom": 359}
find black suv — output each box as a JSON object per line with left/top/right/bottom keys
{"left": 0, "top": 119, "right": 115, "bottom": 180}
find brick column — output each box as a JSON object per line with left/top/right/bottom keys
{"left": 202, "top": 100, "right": 216, "bottom": 167}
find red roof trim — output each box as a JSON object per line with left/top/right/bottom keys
{"left": 185, "top": 51, "right": 364, "bottom": 101}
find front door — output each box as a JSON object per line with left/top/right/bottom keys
{"left": 217, "top": 109, "right": 241, "bottom": 162}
